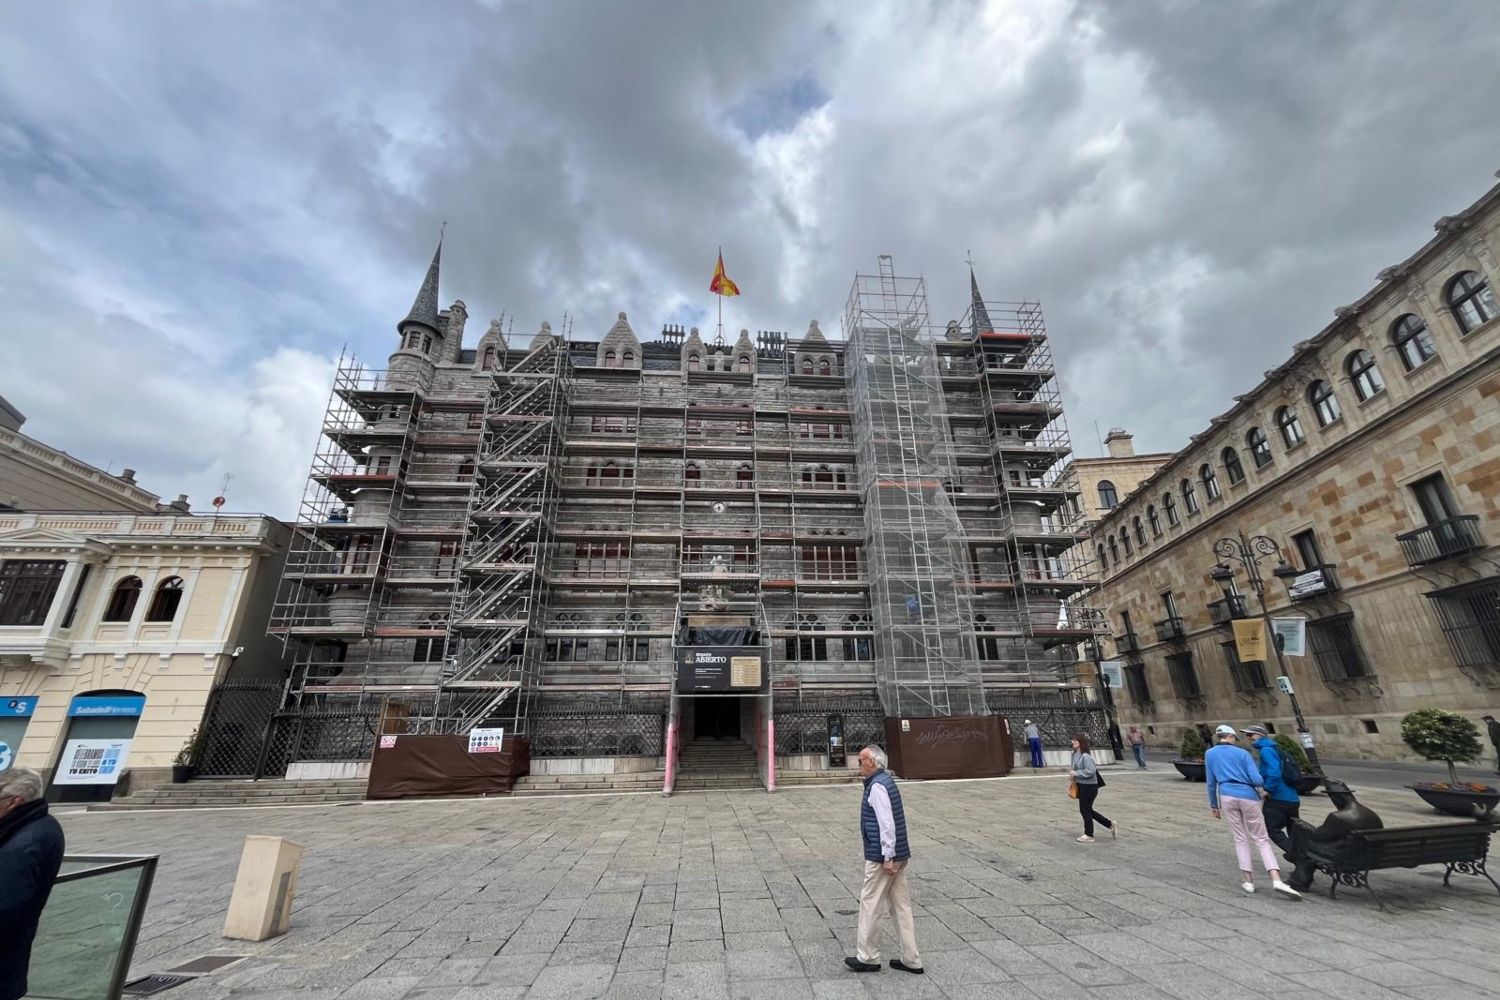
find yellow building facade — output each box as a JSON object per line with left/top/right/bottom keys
{"left": 0, "top": 512, "right": 289, "bottom": 797}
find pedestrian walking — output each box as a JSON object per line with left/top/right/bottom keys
{"left": 1204, "top": 726, "right": 1301, "bottom": 899}
{"left": 1024, "top": 719, "right": 1043, "bottom": 768}
{"left": 844, "top": 746, "right": 923, "bottom": 976}
{"left": 1243, "top": 726, "right": 1299, "bottom": 854}
{"left": 1069, "top": 734, "right": 1116, "bottom": 843}
{"left": 1, "top": 768, "right": 66, "bottom": 1000}
{"left": 1127, "top": 725, "right": 1148, "bottom": 769}
{"left": 1483, "top": 714, "right": 1500, "bottom": 774}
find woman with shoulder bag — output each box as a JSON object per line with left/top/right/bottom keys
{"left": 1069, "top": 733, "right": 1116, "bottom": 843}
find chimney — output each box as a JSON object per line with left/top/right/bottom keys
{"left": 1104, "top": 428, "right": 1135, "bottom": 458}
{"left": 118, "top": 468, "right": 137, "bottom": 485}
{"left": 169, "top": 494, "right": 191, "bottom": 512}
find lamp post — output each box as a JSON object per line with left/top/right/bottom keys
{"left": 1210, "top": 530, "right": 1322, "bottom": 773}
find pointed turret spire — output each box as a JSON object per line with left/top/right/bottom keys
{"left": 969, "top": 265, "right": 994, "bottom": 338}
{"left": 401, "top": 230, "right": 443, "bottom": 331}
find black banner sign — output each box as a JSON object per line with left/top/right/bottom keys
{"left": 675, "top": 646, "right": 768, "bottom": 693}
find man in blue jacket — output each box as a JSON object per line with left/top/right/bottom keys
{"left": 1, "top": 768, "right": 66, "bottom": 1000}
{"left": 1243, "top": 726, "right": 1299, "bottom": 854}
{"left": 845, "top": 746, "right": 923, "bottom": 976}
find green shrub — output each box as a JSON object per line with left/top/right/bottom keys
{"left": 1179, "top": 727, "right": 1206, "bottom": 761}
{"left": 1401, "top": 709, "right": 1483, "bottom": 785}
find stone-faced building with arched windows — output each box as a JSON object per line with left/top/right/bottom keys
{"left": 1084, "top": 176, "right": 1500, "bottom": 761}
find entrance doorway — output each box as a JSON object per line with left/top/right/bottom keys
{"left": 693, "top": 697, "right": 742, "bottom": 740}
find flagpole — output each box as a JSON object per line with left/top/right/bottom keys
{"left": 717, "top": 245, "right": 723, "bottom": 341}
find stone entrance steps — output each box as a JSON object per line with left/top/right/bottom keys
{"left": 98, "top": 778, "right": 369, "bottom": 810}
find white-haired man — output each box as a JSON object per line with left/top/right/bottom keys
{"left": 844, "top": 746, "right": 923, "bottom": 975}
{"left": 1, "top": 768, "right": 66, "bottom": 1000}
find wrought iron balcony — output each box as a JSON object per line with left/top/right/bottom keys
{"left": 1284, "top": 564, "right": 1341, "bottom": 602}
{"left": 1114, "top": 631, "right": 1140, "bottom": 654}
{"left": 1397, "top": 515, "right": 1485, "bottom": 567}
{"left": 1207, "top": 594, "right": 1250, "bottom": 627}
{"left": 1154, "top": 616, "right": 1187, "bottom": 643}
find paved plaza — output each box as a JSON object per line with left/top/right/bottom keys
{"left": 58, "top": 767, "right": 1500, "bottom": 1000}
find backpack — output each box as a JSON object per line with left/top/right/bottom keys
{"left": 1273, "top": 745, "right": 1303, "bottom": 789}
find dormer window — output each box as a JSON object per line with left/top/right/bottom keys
{"left": 688, "top": 354, "right": 701, "bottom": 372}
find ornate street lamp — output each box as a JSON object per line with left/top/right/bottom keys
{"left": 1210, "top": 531, "right": 1322, "bottom": 772}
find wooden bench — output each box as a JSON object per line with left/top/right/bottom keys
{"left": 1312, "top": 821, "right": 1499, "bottom": 909}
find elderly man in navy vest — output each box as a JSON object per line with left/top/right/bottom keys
{"left": 845, "top": 746, "right": 923, "bottom": 975}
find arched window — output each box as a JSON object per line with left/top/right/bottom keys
{"left": 604, "top": 349, "right": 617, "bottom": 367}
{"left": 146, "top": 576, "right": 185, "bottom": 623}
{"left": 458, "top": 459, "right": 475, "bottom": 480}
{"left": 814, "top": 464, "right": 834, "bottom": 488}
{"left": 1447, "top": 270, "right": 1497, "bottom": 333}
{"left": 1098, "top": 480, "right": 1118, "bottom": 509}
{"left": 481, "top": 346, "right": 496, "bottom": 371}
{"left": 1390, "top": 314, "right": 1436, "bottom": 371}
{"left": 1163, "top": 492, "right": 1179, "bottom": 527}
{"left": 1096, "top": 545, "right": 1108, "bottom": 572}
{"left": 688, "top": 354, "right": 701, "bottom": 372}
{"left": 1108, "top": 536, "right": 1119, "bottom": 564}
{"left": 1147, "top": 505, "right": 1161, "bottom": 537}
{"left": 1200, "top": 463, "right": 1221, "bottom": 501}
{"left": 1121, "top": 529, "right": 1133, "bottom": 556}
{"left": 801, "top": 358, "right": 813, "bottom": 375}
{"left": 1246, "top": 427, "right": 1272, "bottom": 468}
{"left": 1276, "top": 406, "right": 1305, "bottom": 447}
{"left": 819, "top": 357, "right": 832, "bottom": 376}
{"left": 1222, "top": 447, "right": 1245, "bottom": 485}
{"left": 1308, "top": 380, "right": 1342, "bottom": 427}
{"left": 1181, "top": 478, "right": 1199, "bottom": 514}
{"left": 737, "top": 356, "right": 751, "bottom": 373}
{"left": 735, "top": 463, "right": 753, "bottom": 488}
{"left": 684, "top": 462, "right": 701, "bottom": 485}
{"left": 1133, "top": 516, "right": 1146, "bottom": 547}
{"left": 600, "top": 461, "right": 623, "bottom": 484}
{"left": 103, "top": 576, "right": 142, "bottom": 622}
{"left": 622, "top": 350, "right": 635, "bottom": 366}
{"left": 1346, "top": 349, "right": 1385, "bottom": 401}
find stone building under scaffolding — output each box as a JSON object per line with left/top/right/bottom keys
{"left": 198, "top": 252, "right": 1109, "bottom": 788}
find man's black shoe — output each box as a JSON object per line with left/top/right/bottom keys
{"left": 844, "top": 957, "right": 880, "bottom": 973}
{"left": 890, "top": 960, "right": 925, "bottom": 975}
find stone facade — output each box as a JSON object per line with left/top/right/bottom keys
{"left": 0, "top": 512, "right": 290, "bottom": 793}
{"left": 268, "top": 254, "right": 1109, "bottom": 771}
{"left": 1087, "top": 179, "right": 1500, "bottom": 761}
{"left": 1066, "top": 429, "right": 1173, "bottom": 524}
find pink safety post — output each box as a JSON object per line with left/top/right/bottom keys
{"left": 664, "top": 713, "right": 678, "bottom": 796}
{"left": 766, "top": 717, "right": 776, "bottom": 792}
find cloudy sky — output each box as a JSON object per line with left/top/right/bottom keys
{"left": 3, "top": 1, "right": 1498, "bottom": 516}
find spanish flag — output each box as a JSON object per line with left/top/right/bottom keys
{"left": 709, "top": 251, "right": 740, "bottom": 297}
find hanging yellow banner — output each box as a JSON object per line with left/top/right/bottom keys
{"left": 1233, "top": 619, "right": 1267, "bottom": 662}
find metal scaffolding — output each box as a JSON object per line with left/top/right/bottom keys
{"left": 845, "top": 257, "right": 986, "bottom": 718}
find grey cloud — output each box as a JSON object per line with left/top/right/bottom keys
{"left": 2, "top": 0, "right": 1498, "bottom": 516}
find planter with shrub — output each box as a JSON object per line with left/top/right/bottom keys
{"left": 1172, "top": 728, "right": 1207, "bottom": 782}
{"left": 1401, "top": 709, "right": 1498, "bottom": 819}
{"left": 171, "top": 727, "right": 201, "bottom": 783}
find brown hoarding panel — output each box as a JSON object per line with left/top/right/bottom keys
{"left": 882, "top": 715, "right": 1011, "bottom": 779}
{"left": 366, "top": 735, "right": 531, "bottom": 799}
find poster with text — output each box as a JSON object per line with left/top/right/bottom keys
{"left": 52, "top": 739, "right": 133, "bottom": 784}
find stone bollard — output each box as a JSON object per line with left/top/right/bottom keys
{"left": 222, "top": 835, "right": 304, "bottom": 941}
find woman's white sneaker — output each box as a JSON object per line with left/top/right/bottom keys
{"left": 1240, "top": 881, "right": 1256, "bottom": 894}
{"left": 1272, "top": 881, "right": 1303, "bottom": 900}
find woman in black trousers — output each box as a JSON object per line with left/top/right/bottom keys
{"left": 1070, "top": 734, "right": 1116, "bottom": 843}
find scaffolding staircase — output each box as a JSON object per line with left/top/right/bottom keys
{"left": 444, "top": 337, "right": 570, "bottom": 735}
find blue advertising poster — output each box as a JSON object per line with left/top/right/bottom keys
{"left": 4, "top": 696, "right": 39, "bottom": 717}
{"left": 66, "top": 694, "right": 147, "bottom": 718}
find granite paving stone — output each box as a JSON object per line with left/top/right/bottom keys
{"left": 53, "top": 768, "right": 1495, "bottom": 1000}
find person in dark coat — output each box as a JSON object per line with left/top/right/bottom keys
{"left": 1483, "top": 715, "right": 1500, "bottom": 774}
{"left": 0, "top": 768, "right": 66, "bottom": 1000}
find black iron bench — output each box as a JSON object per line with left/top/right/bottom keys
{"left": 1314, "top": 821, "right": 1499, "bottom": 909}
